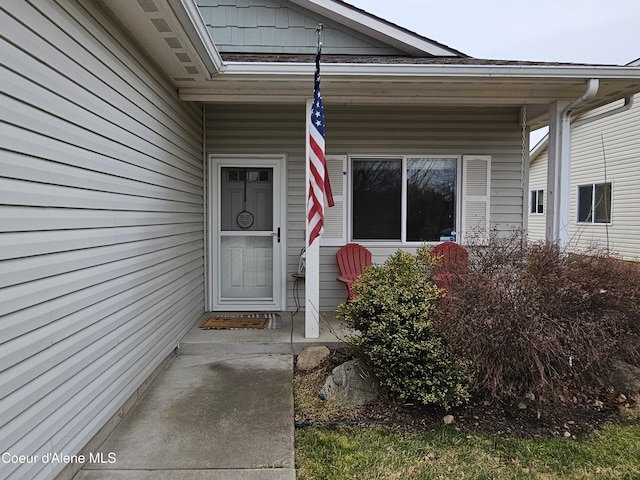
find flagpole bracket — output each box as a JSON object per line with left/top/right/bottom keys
{"left": 315, "top": 23, "right": 323, "bottom": 48}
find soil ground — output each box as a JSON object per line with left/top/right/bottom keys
{"left": 295, "top": 349, "right": 632, "bottom": 439}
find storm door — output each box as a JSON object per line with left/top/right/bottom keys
{"left": 212, "top": 158, "right": 283, "bottom": 310}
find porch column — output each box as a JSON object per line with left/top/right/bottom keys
{"left": 304, "top": 98, "right": 320, "bottom": 338}
{"left": 545, "top": 100, "right": 570, "bottom": 247}
{"left": 545, "top": 80, "right": 599, "bottom": 249}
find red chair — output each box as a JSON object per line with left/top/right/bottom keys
{"left": 430, "top": 242, "right": 469, "bottom": 292}
{"left": 336, "top": 243, "right": 372, "bottom": 300}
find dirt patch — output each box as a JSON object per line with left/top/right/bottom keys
{"left": 295, "top": 349, "right": 630, "bottom": 439}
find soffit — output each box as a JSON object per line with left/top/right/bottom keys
{"left": 100, "top": 0, "right": 221, "bottom": 84}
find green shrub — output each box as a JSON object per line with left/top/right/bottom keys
{"left": 338, "top": 246, "right": 471, "bottom": 409}
{"left": 436, "top": 236, "right": 640, "bottom": 401}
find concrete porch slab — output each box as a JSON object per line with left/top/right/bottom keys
{"left": 178, "top": 311, "right": 353, "bottom": 355}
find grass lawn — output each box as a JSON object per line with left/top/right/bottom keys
{"left": 294, "top": 358, "right": 640, "bottom": 479}
{"left": 295, "top": 422, "right": 640, "bottom": 479}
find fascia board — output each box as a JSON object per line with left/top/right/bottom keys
{"left": 286, "top": 0, "right": 463, "bottom": 57}
{"left": 167, "top": 0, "right": 225, "bottom": 74}
{"left": 222, "top": 61, "right": 640, "bottom": 80}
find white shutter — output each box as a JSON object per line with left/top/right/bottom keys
{"left": 461, "top": 155, "right": 491, "bottom": 245}
{"left": 321, "top": 155, "right": 347, "bottom": 246}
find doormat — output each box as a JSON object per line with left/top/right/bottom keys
{"left": 200, "top": 316, "right": 269, "bottom": 330}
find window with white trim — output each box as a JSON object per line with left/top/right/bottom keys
{"left": 577, "top": 182, "right": 612, "bottom": 224}
{"left": 351, "top": 157, "right": 459, "bottom": 243}
{"left": 530, "top": 189, "right": 544, "bottom": 215}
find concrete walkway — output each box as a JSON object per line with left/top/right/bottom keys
{"left": 74, "top": 312, "right": 349, "bottom": 480}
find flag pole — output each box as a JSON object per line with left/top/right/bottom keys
{"left": 304, "top": 23, "right": 325, "bottom": 338}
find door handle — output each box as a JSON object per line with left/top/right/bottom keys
{"left": 272, "top": 227, "right": 281, "bottom": 243}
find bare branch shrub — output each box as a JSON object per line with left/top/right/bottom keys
{"left": 435, "top": 234, "right": 640, "bottom": 401}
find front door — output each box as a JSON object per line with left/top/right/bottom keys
{"left": 211, "top": 157, "right": 284, "bottom": 310}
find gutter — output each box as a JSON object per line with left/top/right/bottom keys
{"left": 573, "top": 95, "right": 634, "bottom": 128}
{"left": 221, "top": 61, "right": 640, "bottom": 79}
{"left": 531, "top": 93, "right": 635, "bottom": 163}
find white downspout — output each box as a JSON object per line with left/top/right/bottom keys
{"left": 556, "top": 79, "right": 599, "bottom": 249}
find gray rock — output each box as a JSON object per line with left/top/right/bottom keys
{"left": 319, "top": 358, "right": 379, "bottom": 406}
{"left": 610, "top": 360, "right": 640, "bottom": 399}
{"left": 296, "top": 346, "right": 330, "bottom": 371}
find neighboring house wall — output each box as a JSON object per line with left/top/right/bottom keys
{"left": 0, "top": 2, "right": 205, "bottom": 479}
{"left": 569, "top": 93, "right": 640, "bottom": 259}
{"left": 528, "top": 149, "right": 548, "bottom": 240}
{"left": 528, "top": 92, "right": 640, "bottom": 260}
{"left": 207, "top": 104, "right": 525, "bottom": 309}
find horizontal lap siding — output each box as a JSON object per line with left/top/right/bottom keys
{"left": 528, "top": 152, "right": 548, "bottom": 240}
{"left": 0, "top": 2, "right": 204, "bottom": 479}
{"left": 569, "top": 94, "right": 640, "bottom": 260}
{"left": 206, "top": 104, "right": 523, "bottom": 310}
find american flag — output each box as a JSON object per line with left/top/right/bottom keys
{"left": 307, "top": 46, "right": 334, "bottom": 246}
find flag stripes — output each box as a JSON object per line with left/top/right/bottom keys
{"left": 307, "top": 46, "right": 334, "bottom": 246}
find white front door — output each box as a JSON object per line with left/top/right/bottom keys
{"left": 210, "top": 157, "right": 285, "bottom": 310}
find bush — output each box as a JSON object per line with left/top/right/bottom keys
{"left": 435, "top": 236, "right": 640, "bottom": 401}
{"left": 338, "top": 246, "right": 471, "bottom": 409}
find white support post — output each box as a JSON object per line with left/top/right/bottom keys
{"left": 545, "top": 101, "right": 571, "bottom": 248}
{"left": 304, "top": 98, "right": 320, "bottom": 338}
{"left": 546, "top": 80, "right": 599, "bottom": 249}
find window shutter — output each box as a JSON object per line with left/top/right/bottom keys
{"left": 321, "top": 155, "right": 347, "bottom": 246}
{"left": 461, "top": 155, "right": 491, "bottom": 245}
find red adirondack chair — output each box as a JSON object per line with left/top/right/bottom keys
{"left": 336, "top": 243, "right": 372, "bottom": 300}
{"left": 430, "top": 241, "right": 469, "bottom": 292}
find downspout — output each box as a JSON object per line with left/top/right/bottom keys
{"left": 556, "top": 79, "right": 599, "bottom": 249}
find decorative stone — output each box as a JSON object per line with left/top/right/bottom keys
{"left": 319, "top": 358, "right": 380, "bottom": 406}
{"left": 296, "top": 346, "right": 330, "bottom": 372}
{"left": 443, "top": 415, "right": 455, "bottom": 425}
{"left": 610, "top": 361, "right": 640, "bottom": 399}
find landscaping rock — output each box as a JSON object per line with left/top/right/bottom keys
{"left": 443, "top": 415, "right": 455, "bottom": 425}
{"left": 296, "top": 346, "right": 330, "bottom": 371}
{"left": 610, "top": 360, "right": 640, "bottom": 399}
{"left": 319, "top": 358, "right": 379, "bottom": 406}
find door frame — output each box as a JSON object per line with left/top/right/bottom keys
{"left": 207, "top": 154, "right": 287, "bottom": 311}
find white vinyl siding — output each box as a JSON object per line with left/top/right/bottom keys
{"left": 206, "top": 104, "right": 524, "bottom": 310}
{"left": 568, "top": 93, "right": 640, "bottom": 259}
{"left": 0, "top": 2, "right": 204, "bottom": 479}
{"left": 527, "top": 150, "right": 548, "bottom": 241}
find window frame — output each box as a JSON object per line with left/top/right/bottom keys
{"left": 576, "top": 182, "right": 612, "bottom": 225}
{"left": 348, "top": 155, "right": 462, "bottom": 245}
{"left": 529, "top": 189, "right": 544, "bottom": 215}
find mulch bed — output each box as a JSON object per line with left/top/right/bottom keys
{"left": 295, "top": 348, "right": 628, "bottom": 439}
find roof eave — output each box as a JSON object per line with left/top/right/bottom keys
{"left": 286, "top": 0, "right": 467, "bottom": 57}
{"left": 166, "top": 0, "right": 225, "bottom": 74}
{"left": 221, "top": 60, "right": 640, "bottom": 79}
